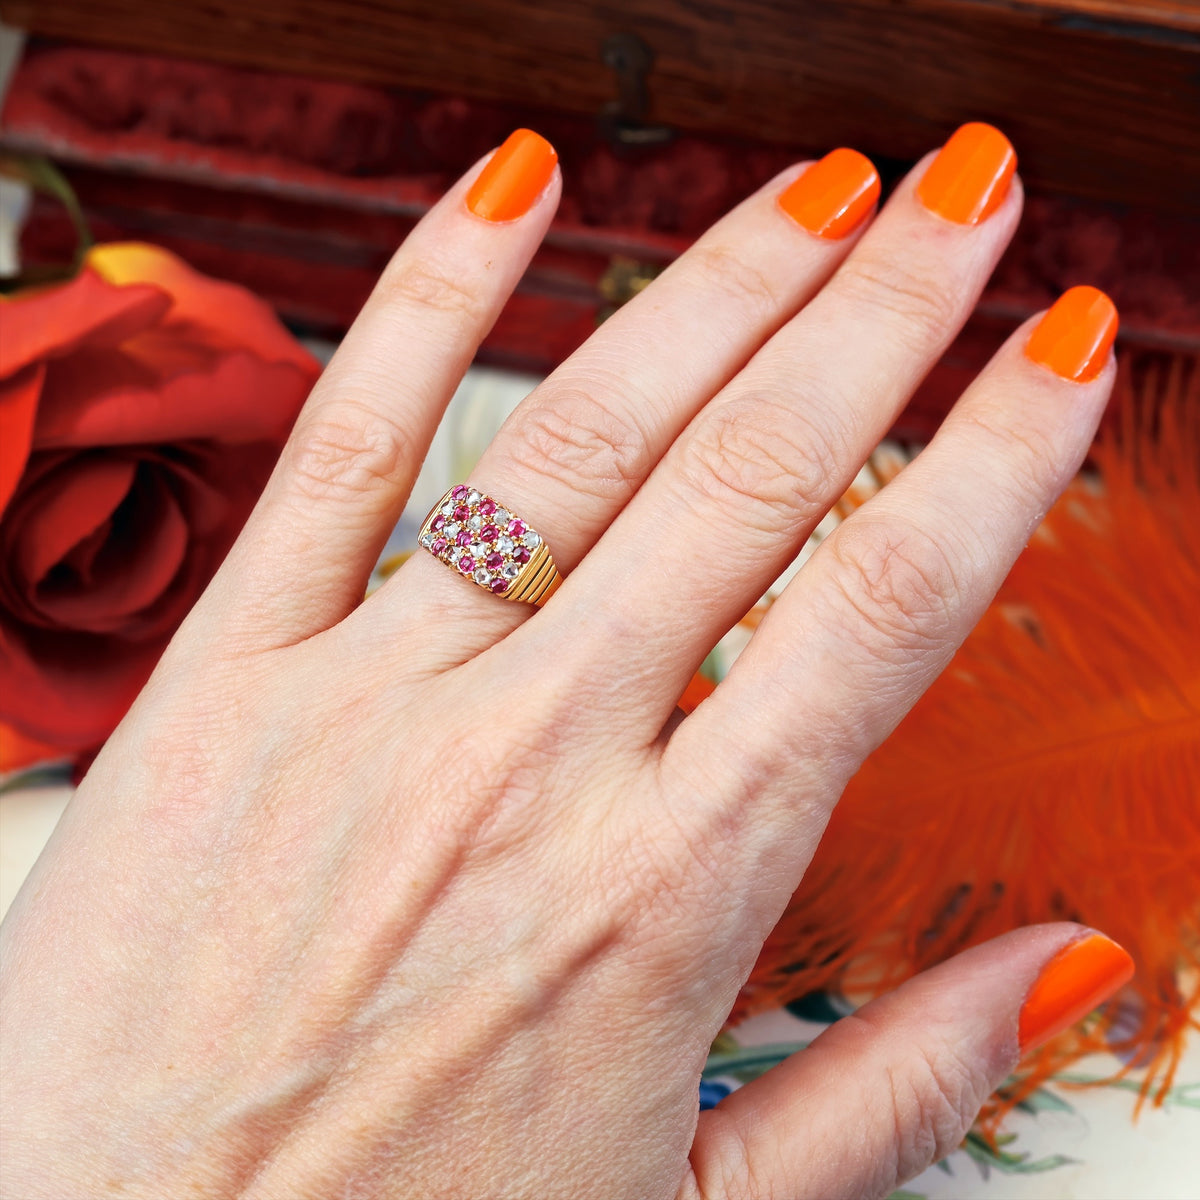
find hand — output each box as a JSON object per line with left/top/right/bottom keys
{"left": 1, "top": 126, "right": 1128, "bottom": 1199}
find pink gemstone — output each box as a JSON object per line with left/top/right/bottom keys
{"left": 490, "top": 579, "right": 510, "bottom": 594}
{"left": 453, "top": 504, "right": 470, "bottom": 522}
{"left": 508, "top": 519, "right": 526, "bottom": 537}
{"left": 456, "top": 530, "right": 472, "bottom": 547}
{"left": 515, "top": 547, "right": 531, "bottom": 564}
{"left": 451, "top": 485, "right": 468, "bottom": 501}
{"left": 458, "top": 555, "right": 475, "bottom": 573}
{"left": 480, "top": 524, "right": 498, "bottom": 542}
{"left": 431, "top": 537, "right": 448, "bottom": 555}
{"left": 479, "top": 498, "right": 496, "bottom": 516}
{"left": 430, "top": 514, "right": 446, "bottom": 531}
{"left": 486, "top": 552, "right": 504, "bottom": 570}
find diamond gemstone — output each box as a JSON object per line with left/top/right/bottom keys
{"left": 420, "top": 532, "right": 435, "bottom": 548}
{"left": 524, "top": 531, "right": 541, "bottom": 550}
{"left": 444, "top": 522, "right": 461, "bottom": 539}
{"left": 497, "top": 536, "right": 515, "bottom": 554}
{"left": 468, "top": 489, "right": 482, "bottom": 504}
{"left": 468, "top": 515, "right": 483, "bottom": 532}
{"left": 469, "top": 541, "right": 486, "bottom": 559}
{"left": 473, "top": 567, "right": 490, "bottom": 585}
{"left": 502, "top": 562, "right": 520, "bottom": 579}
{"left": 495, "top": 508, "right": 510, "bottom": 525}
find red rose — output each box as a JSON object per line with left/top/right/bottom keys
{"left": 0, "top": 243, "right": 319, "bottom": 770}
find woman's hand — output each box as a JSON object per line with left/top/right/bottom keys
{"left": 0, "top": 126, "right": 1129, "bottom": 1199}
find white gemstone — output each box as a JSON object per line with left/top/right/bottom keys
{"left": 497, "top": 535, "right": 515, "bottom": 555}
{"left": 495, "top": 508, "right": 510, "bottom": 525}
{"left": 469, "top": 541, "right": 486, "bottom": 559}
{"left": 440, "top": 501, "right": 454, "bottom": 516}
{"left": 468, "top": 515, "right": 483, "bottom": 532}
{"left": 420, "top": 532, "right": 435, "bottom": 548}
{"left": 445, "top": 522, "right": 461, "bottom": 539}
{"left": 473, "top": 567, "right": 490, "bottom": 585}
{"left": 468, "top": 489, "right": 482, "bottom": 504}
{"left": 502, "top": 562, "right": 521, "bottom": 579}
{"left": 524, "top": 531, "right": 541, "bottom": 550}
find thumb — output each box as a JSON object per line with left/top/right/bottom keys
{"left": 684, "top": 923, "right": 1134, "bottom": 1200}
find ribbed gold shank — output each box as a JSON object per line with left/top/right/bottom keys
{"left": 506, "top": 541, "right": 562, "bottom": 605}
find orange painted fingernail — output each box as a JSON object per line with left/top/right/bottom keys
{"left": 777, "top": 148, "right": 881, "bottom": 239}
{"left": 466, "top": 128, "right": 558, "bottom": 222}
{"left": 1019, "top": 933, "right": 1134, "bottom": 1052}
{"left": 1024, "top": 286, "right": 1119, "bottom": 382}
{"left": 916, "top": 122, "right": 1016, "bottom": 225}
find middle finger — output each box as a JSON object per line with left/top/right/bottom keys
{"left": 371, "top": 147, "right": 881, "bottom": 659}
{"left": 535, "top": 123, "right": 1020, "bottom": 725}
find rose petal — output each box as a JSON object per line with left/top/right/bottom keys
{"left": 0, "top": 362, "right": 44, "bottom": 516}
{"left": 4, "top": 455, "right": 135, "bottom": 603}
{"left": 34, "top": 354, "right": 315, "bottom": 449}
{"left": 88, "top": 243, "right": 319, "bottom": 373}
{"left": 0, "top": 719, "right": 70, "bottom": 773}
{"left": 0, "top": 267, "right": 169, "bottom": 379}
{"left": 0, "top": 616, "right": 165, "bottom": 749}
{"left": 32, "top": 463, "right": 189, "bottom": 634}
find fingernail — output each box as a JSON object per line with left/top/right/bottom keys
{"left": 466, "top": 128, "right": 558, "bottom": 222}
{"left": 916, "top": 122, "right": 1016, "bottom": 225}
{"left": 1024, "top": 286, "right": 1119, "bottom": 382}
{"left": 777, "top": 148, "right": 881, "bottom": 239}
{"left": 1019, "top": 933, "right": 1134, "bottom": 1052}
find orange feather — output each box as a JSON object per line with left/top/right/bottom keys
{"left": 736, "top": 353, "right": 1200, "bottom": 1115}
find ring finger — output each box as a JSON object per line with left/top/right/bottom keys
{"left": 368, "top": 143, "right": 882, "bottom": 662}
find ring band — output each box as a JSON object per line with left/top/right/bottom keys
{"left": 418, "top": 485, "right": 563, "bottom": 605}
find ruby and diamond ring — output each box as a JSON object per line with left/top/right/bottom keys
{"left": 418, "top": 485, "right": 562, "bottom": 605}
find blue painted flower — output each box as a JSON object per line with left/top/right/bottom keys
{"left": 698, "top": 1079, "right": 733, "bottom": 1111}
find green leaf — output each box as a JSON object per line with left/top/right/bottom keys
{"left": 702, "top": 1042, "right": 806, "bottom": 1083}
{"left": 1015, "top": 1086, "right": 1076, "bottom": 1116}
{"left": 0, "top": 153, "right": 92, "bottom": 289}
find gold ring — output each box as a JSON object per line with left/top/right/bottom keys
{"left": 418, "top": 485, "right": 563, "bottom": 605}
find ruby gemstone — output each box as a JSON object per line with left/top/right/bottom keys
{"left": 515, "top": 547, "right": 531, "bottom": 564}
{"left": 453, "top": 504, "right": 470, "bottom": 522}
{"left": 431, "top": 538, "right": 448, "bottom": 555}
{"left": 486, "top": 552, "right": 504, "bottom": 569}
{"left": 451, "top": 485, "right": 468, "bottom": 501}
{"left": 431, "top": 515, "right": 446, "bottom": 531}
{"left": 456, "top": 531, "right": 472, "bottom": 547}
{"left": 490, "top": 579, "right": 510, "bottom": 593}
{"left": 480, "top": 524, "right": 498, "bottom": 542}
{"left": 458, "top": 555, "right": 475, "bottom": 573}
{"left": 508, "top": 519, "right": 526, "bottom": 537}
{"left": 479, "top": 498, "right": 496, "bottom": 516}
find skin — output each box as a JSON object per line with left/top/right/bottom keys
{"left": 0, "top": 145, "right": 1115, "bottom": 1199}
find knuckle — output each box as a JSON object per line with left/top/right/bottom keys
{"left": 822, "top": 514, "right": 965, "bottom": 658}
{"left": 377, "top": 254, "right": 486, "bottom": 322}
{"left": 886, "top": 1039, "right": 990, "bottom": 1181}
{"left": 963, "top": 404, "right": 1068, "bottom": 499}
{"left": 689, "top": 241, "right": 784, "bottom": 324}
{"left": 498, "top": 386, "right": 649, "bottom": 505}
{"left": 286, "top": 401, "right": 409, "bottom": 503}
{"left": 677, "top": 393, "right": 843, "bottom": 533}
{"left": 839, "top": 248, "right": 961, "bottom": 351}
